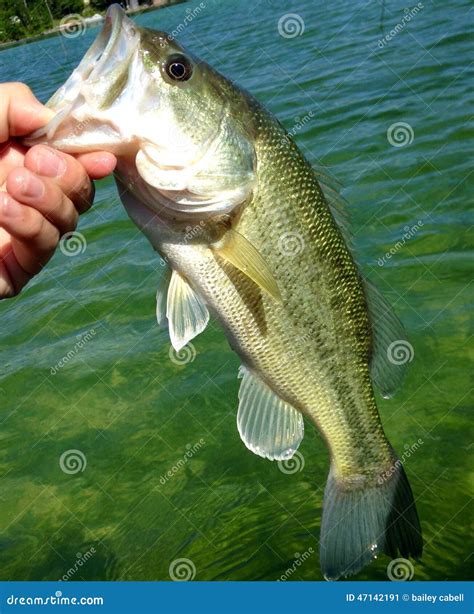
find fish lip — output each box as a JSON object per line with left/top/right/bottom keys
{"left": 82, "top": 5, "right": 136, "bottom": 84}
{"left": 25, "top": 4, "right": 138, "bottom": 145}
{"left": 51, "top": 4, "right": 137, "bottom": 107}
{"left": 82, "top": 5, "right": 126, "bottom": 79}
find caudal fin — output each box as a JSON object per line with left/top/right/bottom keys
{"left": 319, "top": 458, "right": 423, "bottom": 580}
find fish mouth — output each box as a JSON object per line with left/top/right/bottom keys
{"left": 51, "top": 5, "right": 136, "bottom": 105}
{"left": 26, "top": 4, "right": 140, "bottom": 147}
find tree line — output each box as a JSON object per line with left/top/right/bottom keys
{"left": 0, "top": 0, "right": 120, "bottom": 43}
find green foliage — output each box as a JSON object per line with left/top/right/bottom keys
{"left": 0, "top": 0, "right": 46, "bottom": 42}
{"left": 0, "top": 0, "right": 90, "bottom": 43}
{"left": 89, "top": 0, "right": 118, "bottom": 11}
{"left": 49, "top": 0, "right": 85, "bottom": 17}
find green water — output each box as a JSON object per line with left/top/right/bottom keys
{"left": 0, "top": 0, "right": 472, "bottom": 582}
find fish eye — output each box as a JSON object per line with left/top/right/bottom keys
{"left": 164, "top": 54, "right": 193, "bottom": 82}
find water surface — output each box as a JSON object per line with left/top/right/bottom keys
{"left": 0, "top": 0, "right": 472, "bottom": 581}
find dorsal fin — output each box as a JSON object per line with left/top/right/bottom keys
{"left": 314, "top": 162, "right": 354, "bottom": 248}
{"left": 363, "top": 280, "right": 410, "bottom": 398}
{"left": 313, "top": 163, "right": 409, "bottom": 398}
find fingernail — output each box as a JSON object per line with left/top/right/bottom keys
{"left": 18, "top": 172, "right": 44, "bottom": 198}
{"left": 1, "top": 193, "right": 22, "bottom": 218}
{"left": 36, "top": 148, "right": 67, "bottom": 177}
{"left": 95, "top": 153, "right": 115, "bottom": 167}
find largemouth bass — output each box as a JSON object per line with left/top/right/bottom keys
{"left": 27, "top": 5, "right": 422, "bottom": 579}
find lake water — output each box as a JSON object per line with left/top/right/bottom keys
{"left": 0, "top": 0, "right": 472, "bottom": 582}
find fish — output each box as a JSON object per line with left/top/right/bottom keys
{"left": 26, "top": 4, "right": 422, "bottom": 579}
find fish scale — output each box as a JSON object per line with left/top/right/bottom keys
{"left": 25, "top": 3, "right": 422, "bottom": 579}
{"left": 163, "top": 105, "right": 391, "bottom": 479}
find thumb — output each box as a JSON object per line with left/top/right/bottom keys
{"left": 0, "top": 82, "right": 54, "bottom": 143}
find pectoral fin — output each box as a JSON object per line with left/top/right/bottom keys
{"left": 156, "top": 267, "right": 172, "bottom": 327}
{"left": 212, "top": 230, "right": 281, "bottom": 301}
{"left": 165, "top": 270, "right": 209, "bottom": 351}
{"left": 237, "top": 366, "right": 304, "bottom": 461}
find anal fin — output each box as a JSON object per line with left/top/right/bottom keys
{"left": 237, "top": 366, "right": 304, "bottom": 461}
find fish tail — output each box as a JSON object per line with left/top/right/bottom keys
{"left": 319, "top": 455, "right": 423, "bottom": 580}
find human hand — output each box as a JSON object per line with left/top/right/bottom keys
{"left": 0, "top": 82, "right": 116, "bottom": 298}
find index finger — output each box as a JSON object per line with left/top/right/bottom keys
{"left": 0, "top": 82, "right": 54, "bottom": 143}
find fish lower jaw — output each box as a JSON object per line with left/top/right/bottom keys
{"left": 50, "top": 138, "right": 139, "bottom": 157}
